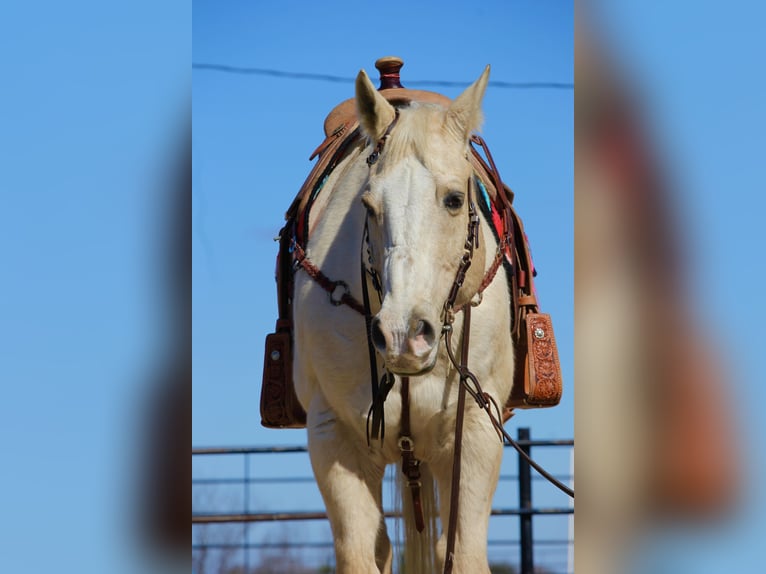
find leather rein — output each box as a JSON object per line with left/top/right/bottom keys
{"left": 293, "top": 113, "right": 573, "bottom": 574}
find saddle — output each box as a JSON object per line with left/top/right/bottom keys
{"left": 261, "top": 64, "right": 562, "bottom": 428}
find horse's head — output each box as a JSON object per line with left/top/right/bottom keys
{"left": 355, "top": 66, "right": 490, "bottom": 375}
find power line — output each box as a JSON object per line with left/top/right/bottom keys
{"left": 192, "top": 62, "right": 573, "bottom": 90}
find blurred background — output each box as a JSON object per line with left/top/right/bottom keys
{"left": 0, "top": 2, "right": 189, "bottom": 574}
{"left": 576, "top": 1, "right": 765, "bottom": 573}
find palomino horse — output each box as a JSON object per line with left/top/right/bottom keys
{"left": 293, "top": 66, "right": 512, "bottom": 573}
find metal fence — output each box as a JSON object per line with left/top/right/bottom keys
{"left": 193, "top": 427, "right": 573, "bottom": 574}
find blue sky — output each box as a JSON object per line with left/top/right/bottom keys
{"left": 193, "top": 0, "right": 574, "bottom": 570}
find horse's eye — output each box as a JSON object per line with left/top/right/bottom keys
{"left": 443, "top": 192, "right": 465, "bottom": 211}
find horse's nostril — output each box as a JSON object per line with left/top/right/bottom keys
{"left": 370, "top": 317, "right": 387, "bottom": 351}
{"left": 413, "top": 319, "right": 436, "bottom": 346}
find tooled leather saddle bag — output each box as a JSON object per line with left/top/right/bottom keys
{"left": 469, "top": 135, "right": 563, "bottom": 418}
{"left": 260, "top": 227, "right": 307, "bottom": 428}
{"left": 504, "top": 206, "right": 563, "bottom": 413}
{"left": 260, "top": 96, "right": 562, "bottom": 429}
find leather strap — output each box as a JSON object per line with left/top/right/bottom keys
{"left": 443, "top": 306, "right": 471, "bottom": 574}
{"left": 291, "top": 241, "right": 367, "bottom": 315}
{"left": 443, "top": 181, "right": 480, "bottom": 573}
{"left": 363, "top": 219, "right": 395, "bottom": 443}
{"left": 398, "top": 376, "right": 425, "bottom": 532}
{"left": 469, "top": 135, "right": 521, "bottom": 330}
{"left": 366, "top": 109, "right": 400, "bottom": 166}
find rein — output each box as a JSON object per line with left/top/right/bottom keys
{"left": 441, "top": 183, "right": 480, "bottom": 574}
{"left": 361, "top": 218, "right": 395, "bottom": 444}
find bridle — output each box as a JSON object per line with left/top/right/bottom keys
{"left": 293, "top": 110, "right": 573, "bottom": 574}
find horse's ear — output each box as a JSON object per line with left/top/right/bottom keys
{"left": 445, "top": 65, "right": 490, "bottom": 141}
{"left": 355, "top": 69, "right": 397, "bottom": 141}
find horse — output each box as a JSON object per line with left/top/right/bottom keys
{"left": 292, "top": 65, "right": 513, "bottom": 574}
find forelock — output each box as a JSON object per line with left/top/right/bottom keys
{"left": 380, "top": 102, "right": 466, "bottom": 170}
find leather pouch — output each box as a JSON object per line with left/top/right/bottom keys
{"left": 507, "top": 312, "right": 563, "bottom": 409}
{"left": 260, "top": 329, "right": 307, "bottom": 428}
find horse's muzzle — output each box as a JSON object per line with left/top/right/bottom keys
{"left": 370, "top": 312, "right": 438, "bottom": 374}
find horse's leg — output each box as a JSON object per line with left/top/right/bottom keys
{"left": 431, "top": 406, "right": 503, "bottom": 574}
{"left": 373, "top": 479, "right": 393, "bottom": 574}
{"left": 306, "top": 395, "right": 391, "bottom": 574}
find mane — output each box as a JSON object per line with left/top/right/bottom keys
{"left": 378, "top": 102, "right": 468, "bottom": 169}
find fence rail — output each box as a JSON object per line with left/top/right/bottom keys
{"left": 192, "top": 428, "right": 574, "bottom": 574}
{"left": 192, "top": 439, "right": 573, "bottom": 456}
{"left": 193, "top": 506, "right": 573, "bottom": 524}
{"left": 193, "top": 538, "right": 572, "bottom": 550}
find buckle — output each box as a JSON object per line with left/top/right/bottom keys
{"left": 329, "top": 281, "right": 350, "bottom": 306}
{"left": 397, "top": 435, "right": 414, "bottom": 452}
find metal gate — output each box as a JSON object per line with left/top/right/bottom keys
{"left": 193, "top": 428, "right": 573, "bottom": 574}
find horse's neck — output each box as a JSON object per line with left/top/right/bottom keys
{"left": 305, "top": 149, "right": 369, "bottom": 267}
